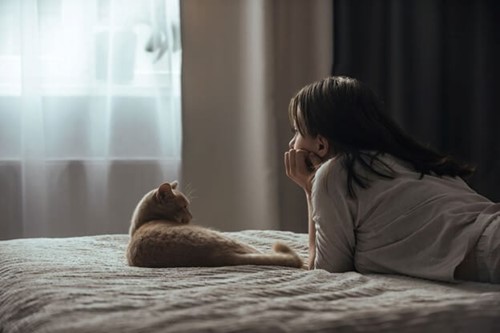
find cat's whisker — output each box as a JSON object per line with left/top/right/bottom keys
{"left": 184, "top": 184, "right": 197, "bottom": 202}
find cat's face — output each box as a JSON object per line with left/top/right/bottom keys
{"left": 135, "top": 181, "right": 192, "bottom": 225}
{"left": 155, "top": 181, "right": 192, "bottom": 224}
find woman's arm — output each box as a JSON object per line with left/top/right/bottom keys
{"left": 306, "top": 192, "right": 316, "bottom": 269}
{"left": 284, "top": 149, "right": 322, "bottom": 269}
{"left": 312, "top": 159, "right": 356, "bottom": 273}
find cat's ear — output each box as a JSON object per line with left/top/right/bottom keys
{"left": 171, "top": 181, "right": 179, "bottom": 189}
{"left": 157, "top": 182, "right": 175, "bottom": 201}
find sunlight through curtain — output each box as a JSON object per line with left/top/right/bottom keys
{"left": 0, "top": 0, "right": 181, "bottom": 239}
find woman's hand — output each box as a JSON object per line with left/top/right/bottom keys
{"left": 284, "top": 149, "right": 322, "bottom": 195}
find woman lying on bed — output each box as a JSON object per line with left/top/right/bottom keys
{"left": 284, "top": 76, "right": 500, "bottom": 284}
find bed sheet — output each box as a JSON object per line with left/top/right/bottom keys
{"left": 1, "top": 230, "right": 500, "bottom": 333}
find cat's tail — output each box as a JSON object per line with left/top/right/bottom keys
{"left": 233, "top": 242, "right": 303, "bottom": 268}
{"left": 272, "top": 242, "right": 296, "bottom": 254}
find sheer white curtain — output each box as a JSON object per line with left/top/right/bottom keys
{"left": 0, "top": 0, "right": 181, "bottom": 239}
{"left": 181, "top": 0, "right": 332, "bottom": 232}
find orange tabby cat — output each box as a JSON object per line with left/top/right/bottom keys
{"left": 127, "top": 181, "right": 303, "bottom": 268}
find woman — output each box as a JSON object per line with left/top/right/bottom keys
{"left": 284, "top": 76, "right": 500, "bottom": 283}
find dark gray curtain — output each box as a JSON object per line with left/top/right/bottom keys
{"left": 332, "top": 0, "right": 500, "bottom": 200}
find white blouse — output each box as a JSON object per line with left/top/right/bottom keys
{"left": 312, "top": 153, "right": 500, "bottom": 282}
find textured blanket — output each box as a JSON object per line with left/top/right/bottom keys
{"left": 1, "top": 230, "right": 500, "bottom": 333}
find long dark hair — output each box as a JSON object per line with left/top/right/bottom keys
{"left": 288, "top": 76, "right": 475, "bottom": 198}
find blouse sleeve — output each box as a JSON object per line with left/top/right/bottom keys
{"left": 312, "top": 158, "right": 356, "bottom": 273}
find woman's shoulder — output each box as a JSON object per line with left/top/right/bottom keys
{"left": 312, "top": 152, "right": 415, "bottom": 197}
{"left": 314, "top": 152, "right": 397, "bottom": 179}
{"left": 313, "top": 156, "right": 347, "bottom": 196}
{"left": 315, "top": 156, "right": 342, "bottom": 180}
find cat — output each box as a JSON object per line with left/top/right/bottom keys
{"left": 127, "top": 181, "right": 303, "bottom": 268}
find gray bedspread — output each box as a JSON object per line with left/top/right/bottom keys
{"left": 1, "top": 230, "right": 500, "bottom": 333}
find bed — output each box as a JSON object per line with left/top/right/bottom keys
{"left": 1, "top": 230, "right": 500, "bottom": 333}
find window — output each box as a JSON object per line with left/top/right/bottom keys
{"left": 0, "top": 0, "right": 181, "bottom": 96}
{"left": 0, "top": 0, "right": 182, "bottom": 239}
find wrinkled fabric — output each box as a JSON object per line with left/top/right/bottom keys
{"left": 1, "top": 231, "right": 500, "bottom": 333}
{"left": 313, "top": 154, "right": 500, "bottom": 282}
{"left": 475, "top": 218, "right": 500, "bottom": 283}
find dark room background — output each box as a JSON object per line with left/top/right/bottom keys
{"left": 332, "top": 0, "right": 500, "bottom": 200}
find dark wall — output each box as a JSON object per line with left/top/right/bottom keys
{"left": 332, "top": 0, "right": 500, "bottom": 200}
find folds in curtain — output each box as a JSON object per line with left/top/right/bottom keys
{"left": 181, "top": 0, "right": 332, "bottom": 232}
{"left": 0, "top": 0, "right": 182, "bottom": 239}
{"left": 332, "top": 0, "right": 500, "bottom": 201}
